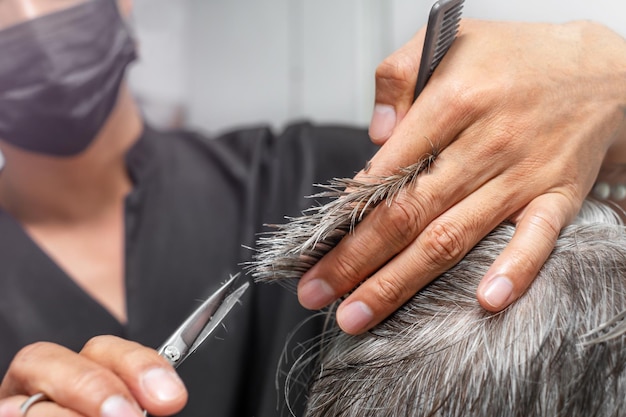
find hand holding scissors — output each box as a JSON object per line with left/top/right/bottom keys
{"left": 4, "top": 275, "right": 249, "bottom": 417}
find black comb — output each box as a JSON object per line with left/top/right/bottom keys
{"left": 413, "top": 0, "right": 464, "bottom": 99}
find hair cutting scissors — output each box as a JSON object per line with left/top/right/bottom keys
{"left": 156, "top": 273, "right": 250, "bottom": 368}
{"left": 21, "top": 275, "right": 250, "bottom": 417}
{"left": 142, "top": 274, "right": 249, "bottom": 416}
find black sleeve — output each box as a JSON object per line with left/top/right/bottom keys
{"left": 206, "top": 121, "right": 377, "bottom": 236}
{"left": 200, "top": 121, "right": 378, "bottom": 416}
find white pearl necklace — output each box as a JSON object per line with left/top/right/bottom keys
{"left": 592, "top": 181, "right": 626, "bottom": 201}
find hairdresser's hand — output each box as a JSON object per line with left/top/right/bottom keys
{"left": 0, "top": 336, "right": 187, "bottom": 417}
{"left": 298, "top": 19, "right": 626, "bottom": 334}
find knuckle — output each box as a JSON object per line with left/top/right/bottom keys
{"left": 526, "top": 208, "right": 563, "bottom": 240}
{"left": 375, "top": 53, "right": 418, "bottom": 88}
{"left": 443, "top": 78, "right": 506, "bottom": 122}
{"left": 374, "top": 273, "right": 410, "bottom": 307}
{"left": 81, "top": 335, "right": 161, "bottom": 370}
{"left": 442, "top": 82, "right": 480, "bottom": 118}
{"left": 421, "top": 222, "right": 467, "bottom": 267}
{"left": 381, "top": 198, "right": 423, "bottom": 243}
{"left": 118, "top": 343, "right": 161, "bottom": 369}
{"left": 5, "top": 342, "right": 74, "bottom": 395}
{"left": 561, "top": 181, "right": 584, "bottom": 202}
{"left": 80, "top": 335, "right": 112, "bottom": 357}
{"left": 565, "top": 19, "right": 601, "bottom": 34}
{"left": 70, "top": 367, "right": 119, "bottom": 394}
{"left": 11, "top": 342, "right": 52, "bottom": 371}
{"left": 332, "top": 250, "right": 367, "bottom": 288}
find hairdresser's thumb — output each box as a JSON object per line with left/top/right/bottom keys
{"left": 369, "top": 29, "right": 425, "bottom": 145}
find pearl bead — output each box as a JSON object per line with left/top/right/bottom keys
{"left": 593, "top": 181, "right": 611, "bottom": 200}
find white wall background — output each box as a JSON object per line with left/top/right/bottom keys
{"left": 128, "top": 0, "right": 626, "bottom": 135}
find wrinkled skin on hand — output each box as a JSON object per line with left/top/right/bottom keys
{"left": 298, "top": 19, "right": 626, "bottom": 334}
{"left": 0, "top": 336, "right": 187, "bottom": 417}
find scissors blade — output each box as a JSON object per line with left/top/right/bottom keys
{"left": 186, "top": 281, "right": 249, "bottom": 354}
{"left": 157, "top": 274, "right": 249, "bottom": 367}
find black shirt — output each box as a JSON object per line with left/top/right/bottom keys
{"left": 0, "top": 122, "right": 376, "bottom": 416}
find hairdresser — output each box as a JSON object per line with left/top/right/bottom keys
{"left": 0, "top": 1, "right": 624, "bottom": 417}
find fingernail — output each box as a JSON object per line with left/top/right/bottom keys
{"left": 368, "top": 104, "right": 396, "bottom": 141}
{"left": 483, "top": 276, "right": 514, "bottom": 309}
{"left": 141, "top": 367, "right": 186, "bottom": 403}
{"left": 338, "top": 301, "right": 374, "bottom": 334}
{"left": 101, "top": 395, "right": 143, "bottom": 417}
{"left": 298, "top": 278, "right": 336, "bottom": 309}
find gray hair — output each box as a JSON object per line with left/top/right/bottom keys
{"left": 248, "top": 159, "right": 626, "bottom": 416}
{"left": 249, "top": 156, "right": 436, "bottom": 288}
{"left": 305, "top": 199, "right": 626, "bottom": 417}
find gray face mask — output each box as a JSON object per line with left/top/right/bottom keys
{"left": 0, "top": 0, "right": 137, "bottom": 156}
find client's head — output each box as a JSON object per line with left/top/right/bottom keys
{"left": 304, "top": 199, "right": 626, "bottom": 417}
{"left": 249, "top": 157, "right": 626, "bottom": 416}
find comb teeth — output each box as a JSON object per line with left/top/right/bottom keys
{"left": 414, "top": 0, "right": 465, "bottom": 99}
{"left": 430, "top": 3, "right": 464, "bottom": 72}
